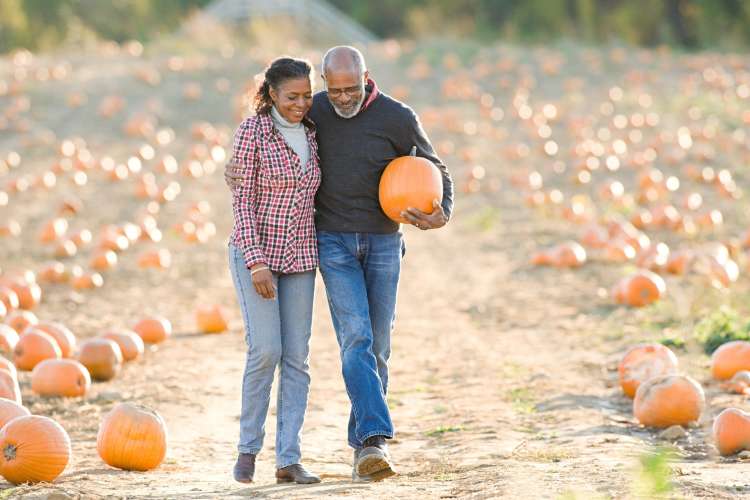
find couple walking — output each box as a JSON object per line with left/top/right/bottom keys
{"left": 225, "top": 46, "right": 454, "bottom": 484}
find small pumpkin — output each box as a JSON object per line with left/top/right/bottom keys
{"left": 133, "top": 316, "right": 172, "bottom": 344}
{"left": 137, "top": 249, "right": 172, "bottom": 269}
{"left": 0, "top": 287, "right": 19, "bottom": 312}
{"left": 711, "top": 341, "right": 750, "bottom": 381}
{"left": 4, "top": 309, "right": 38, "bottom": 334}
{"left": 31, "top": 359, "right": 91, "bottom": 397}
{"left": 97, "top": 402, "right": 167, "bottom": 471}
{"left": 196, "top": 304, "right": 228, "bottom": 334}
{"left": 0, "top": 369, "right": 21, "bottom": 404}
{"left": 618, "top": 344, "right": 679, "bottom": 398}
{"left": 633, "top": 374, "right": 705, "bottom": 428}
{"left": 7, "top": 280, "right": 42, "bottom": 310}
{"left": 612, "top": 270, "right": 666, "bottom": 307}
{"left": 0, "top": 357, "right": 17, "bottom": 379}
{"left": 722, "top": 370, "right": 750, "bottom": 395}
{"left": 378, "top": 148, "right": 443, "bottom": 224}
{"left": 0, "top": 398, "right": 30, "bottom": 428}
{"left": 89, "top": 250, "right": 118, "bottom": 271}
{"left": 31, "top": 322, "right": 76, "bottom": 358}
{"left": 0, "top": 415, "right": 72, "bottom": 484}
{"left": 713, "top": 408, "right": 750, "bottom": 456}
{"left": 100, "top": 330, "right": 144, "bottom": 362}
{"left": 0, "top": 325, "right": 19, "bottom": 357}
{"left": 13, "top": 329, "right": 62, "bottom": 371}
{"left": 77, "top": 339, "right": 122, "bottom": 381}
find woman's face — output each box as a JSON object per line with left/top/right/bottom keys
{"left": 270, "top": 77, "right": 313, "bottom": 123}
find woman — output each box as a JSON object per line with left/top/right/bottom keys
{"left": 228, "top": 57, "right": 321, "bottom": 484}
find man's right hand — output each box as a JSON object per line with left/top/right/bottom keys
{"left": 224, "top": 160, "right": 245, "bottom": 191}
{"left": 250, "top": 264, "right": 276, "bottom": 299}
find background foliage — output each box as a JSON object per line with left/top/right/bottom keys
{"left": 1, "top": 0, "right": 750, "bottom": 53}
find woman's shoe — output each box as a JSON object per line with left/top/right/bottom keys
{"left": 233, "top": 453, "right": 256, "bottom": 483}
{"left": 276, "top": 463, "right": 321, "bottom": 484}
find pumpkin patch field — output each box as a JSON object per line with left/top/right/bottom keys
{"left": 2, "top": 27, "right": 750, "bottom": 498}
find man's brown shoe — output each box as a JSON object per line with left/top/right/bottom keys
{"left": 233, "top": 453, "right": 256, "bottom": 483}
{"left": 276, "top": 463, "right": 321, "bottom": 484}
{"left": 355, "top": 436, "right": 395, "bottom": 479}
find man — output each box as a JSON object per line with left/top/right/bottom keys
{"left": 226, "top": 46, "right": 453, "bottom": 482}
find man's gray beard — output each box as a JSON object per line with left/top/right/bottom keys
{"left": 331, "top": 90, "right": 366, "bottom": 119}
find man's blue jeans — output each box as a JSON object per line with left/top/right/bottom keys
{"left": 317, "top": 230, "right": 404, "bottom": 449}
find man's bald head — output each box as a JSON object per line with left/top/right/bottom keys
{"left": 321, "top": 46, "right": 367, "bottom": 78}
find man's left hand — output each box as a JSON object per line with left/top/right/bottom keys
{"left": 401, "top": 199, "right": 447, "bottom": 231}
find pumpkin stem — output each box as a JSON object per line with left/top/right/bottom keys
{"left": 409, "top": 146, "right": 417, "bottom": 156}
{"left": 3, "top": 444, "right": 16, "bottom": 461}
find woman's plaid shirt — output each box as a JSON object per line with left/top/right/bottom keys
{"left": 229, "top": 113, "right": 321, "bottom": 273}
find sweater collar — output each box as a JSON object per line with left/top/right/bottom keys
{"left": 360, "top": 78, "right": 379, "bottom": 112}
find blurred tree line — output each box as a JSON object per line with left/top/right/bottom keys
{"left": 331, "top": 0, "right": 750, "bottom": 49}
{"left": 0, "top": 0, "right": 212, "bottom": 53}
{"left": 1, "top": 0, "right": 750, "bottom": 53}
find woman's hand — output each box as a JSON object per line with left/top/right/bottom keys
{"left": 250, "top": 264, "right": 276, "bottom": 299}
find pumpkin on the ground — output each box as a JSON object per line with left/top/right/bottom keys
{"left": 97, "top": 402, "right": 167, "bottom": 471}
{"left": 612, "top": 270, "right": 666, "bottom": 307}
{"left": 196, "top": 305, "right": 228, "bottom": 334}
{"left": 0, "top": 370, "right": 21, "bottom": 405}
{"left": 633, "top": 374, "right": 705, "bottom": 428}
{"left": 31, "top": 359, "right": 91, "bottom": 397}
{"left": 100, "top": 330, "right": 144, "bottom": 362}
{"left": 711, "top": 341, "right": 750, "bottom": 381}
{"left": 77, "top": 339, "right": 122, "bottom": 381}
{"left": 0, "top": 415, "right": 71, "bottom": 484}
{"left": 13, "top": 330, "right": 62, "bottom": 371}
{"left": 133, "top": 316, "right": 172, "bottom": 344}
{"left": 29, "top": 322, "right": 76, "bottom": 358}
{"left": 0, "top": 399, "right": 29, "bottom": 428}
{"left": 618, "top": 343, "right": 679, "bottom": 398}
{"left": 4, "top": 309, "right": 37, "bottom": 334}
{"left": 0, "top": 325, "right": 19, "bottom": 357}
{"left": 713, "top": 407, "right": 750, "bottom": 456}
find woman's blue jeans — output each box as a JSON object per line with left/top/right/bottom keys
{"left": 229, "top": 244, "right": 315, "bottom": 468}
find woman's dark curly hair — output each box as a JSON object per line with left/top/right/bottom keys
{"left": 254, "top": 57, "right": 313, "bottom": 115}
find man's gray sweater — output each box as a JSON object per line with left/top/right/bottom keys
{"left": 308, "top": 90, "right": 454, "bottom": 234}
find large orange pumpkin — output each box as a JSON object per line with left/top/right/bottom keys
{"left": 0, "top": 399, "right": 30, "bottom": 428}
{"left": 0, "top": 369, "right": 21, "bottom": 405}
{"left": 618, "top": 344, "right": 679, "bottom": 398}
{"left": 30, "top": 322, "right": 76, "bottom": 358}
{"left": 0, "top": 415, "right": 71, "bottom": 484}
{"left": 378, "top": 148, "right": 443, "bottom": 224}
{"left": 0, "top": 325, "right": 19, "bottom": 357}
{"left": 100, "top": 330, "right": 144, "bottom": 362}
{"left": 633, "top": 374, "right": 705, "bottom": 428}
{"left": 77, "top": 339, "right": 122, "bottom": 381}
{"left": 13, "top": 330, "right": 62, "bottom": 371}
{"left": 133, "top": 316, "right": 172, "bottom": 344}
{"left": 97, "top": 402, "right": 167, "bottom": 471}
{"left": 31, "top": 359, "right": 91, "bottom": 397}
{"left": 713, "top": 407, "right": 750, "bottom": 456}
{"left": 711, "top": 341, "right": 750, "bottom": 380}
{"left": 196, "top": 304, "right": 228, "bottom": 334}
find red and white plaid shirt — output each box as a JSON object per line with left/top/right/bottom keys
{"left": 229, "top": 113, "right": 321, "bottom": 273}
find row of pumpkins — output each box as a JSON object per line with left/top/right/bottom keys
{"left": 619, "top": 340, "right": 750, "bottom": 456}
{"left": 0, "top": 271, "right": 230, "bottom": 484}
{"left": 0, "top": 400, "right": 164, "bottom": 484}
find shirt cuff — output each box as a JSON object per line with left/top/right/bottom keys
{"left": 242, "top": 246, "right": 267, "bottom": 269}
